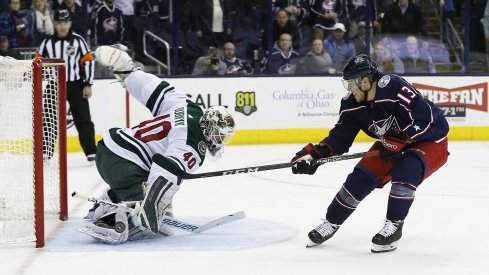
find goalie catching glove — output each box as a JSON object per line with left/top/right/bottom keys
{"left": 291, "top": 143, "right": 332, "bottom": 175}
{"left": 379, "top": 128, "right": 412, "bottom": 161}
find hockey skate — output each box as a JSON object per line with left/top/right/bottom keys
{"left": 371, "top": 220, "right": 404, "bottom": 253}
{"left": 306, "top": 219, "right": 340, "bottom": 248}
{"left": 94, "top": 44, "right": 138, "bottom": 85}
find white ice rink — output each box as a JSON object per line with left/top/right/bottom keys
{"left": 1, "top": 141, "right": 488, "bottom": 275}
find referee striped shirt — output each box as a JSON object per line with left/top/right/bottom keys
{"left": 36, "top": 31, "right": 94, "bottom": 84}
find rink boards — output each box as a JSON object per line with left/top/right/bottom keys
{"left": 66, "top": 76, "right": 489, "bottom": 152}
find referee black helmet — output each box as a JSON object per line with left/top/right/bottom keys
{"left": 54, "top": 9, "right": 71, "bottom": 22}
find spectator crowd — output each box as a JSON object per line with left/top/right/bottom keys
{"left": 0, "top": 0, "right": 486, "bottom": 75}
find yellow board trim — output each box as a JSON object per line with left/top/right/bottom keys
{"left": 63, "top": 127, "right": 489, "bottom": 152}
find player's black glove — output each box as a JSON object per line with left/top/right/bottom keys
{"left": 291, "top": 143, "right": 332, "bottom": 175}
{"left": 379, "top": 128, "right": 411, "bottom": 161}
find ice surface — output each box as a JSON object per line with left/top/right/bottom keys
{"left": 1, "top": 142, "right": 488, "bottom": 275}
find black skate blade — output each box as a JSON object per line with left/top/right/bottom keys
{"left": 371, "top": 242, "right": 398, "bottom": 253}
{"left": 306, "top": 241, "right": 321, "bottom": 248}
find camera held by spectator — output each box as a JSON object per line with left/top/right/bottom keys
{"left": 210, "top": 56, "right": 220, "bottom": 66}
{"left": 192, "top": 47, "right": 226, "bottom": 75}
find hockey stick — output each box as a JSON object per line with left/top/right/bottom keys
{"left": 182, "top": 151, "right": 375, "bottom": 179}
{"left": 72, "top": 192, "right": 245, "bottom": 234}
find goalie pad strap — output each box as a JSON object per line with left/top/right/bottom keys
{"left": 153, "top": 153, "right": 185, "bottom": 179}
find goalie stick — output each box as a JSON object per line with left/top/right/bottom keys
{"left": 176, "top": 151, "right": 376, "bottom": 179}
{"left": 72, "top": 192, "right": 245, "bottom": 234}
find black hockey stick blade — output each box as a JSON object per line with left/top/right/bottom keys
{"left": 182, "top": 151, "right": 376, "bottom": 179}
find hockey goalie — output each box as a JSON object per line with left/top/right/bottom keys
{"left": 81, "top": 45, "right": 235, "bottom": 244}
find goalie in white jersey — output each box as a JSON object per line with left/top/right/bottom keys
{"left": 82, "top": 45, "right": 235, "bottom": 244}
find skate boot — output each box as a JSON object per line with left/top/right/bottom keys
{"left": 94, "top": 44, "right": 139, "bottom": 85}
{"left": 306, "top": 219, "right": 340, "bottom": 248}
{"left": 371, "top": 220, "right": 404, "bottom": 253}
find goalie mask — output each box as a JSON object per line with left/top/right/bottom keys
{"left": 200, "top": 106, "right": 235, "bottom": 159}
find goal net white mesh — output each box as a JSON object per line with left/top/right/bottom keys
{"left": 0, "top": 57, "right": 65, "bottom": 245}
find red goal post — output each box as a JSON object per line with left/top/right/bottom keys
{"left": 33, "top": 58, "right": 68, "bottom": 248}
{"left": 0, "top": 58, "right": 67, "bottom": 248}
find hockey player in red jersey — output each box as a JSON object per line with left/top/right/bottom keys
{"left": 291, "top": 54, "right": 450, "bottom": 252}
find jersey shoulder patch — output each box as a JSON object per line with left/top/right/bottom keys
{"left": 378, "top": 75, "right": 391, "bottom": 88}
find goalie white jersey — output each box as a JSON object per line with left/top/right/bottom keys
{"left": 102, "top": 72, "right": 207, "bottom": 180}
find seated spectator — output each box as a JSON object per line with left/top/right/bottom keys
{"left": 372, "top": 41, "right": 404, "bottom": 74}
{"left": 263, "top": 9, "right": 300, "bottom": 50}
{"left": 381, "top": 0, "right": 428, "bottom": 36}
{"left": 273, "top": 0, "right": 310, "bottom": 26}
{"left": 0, "top": 0, "right": 31, "bottom": 48}
{"left": 192, "top": 47, "right": 227, "bottom": 75}
{"left": 0, "top": 35, "right": 21, "bottom": 58}
{"left": 347, "top": 0, "right": 380, "bottom": 37}
{"left": 94, "top": 0, "right": 124, "bottom": 46}
{"left": 310, "top": 0, "right": 342, "bottom": 41}
{"left": 261, "top": 33, "right": 301, "bottom": 75}
{"left": 323, "top": 23, "right": 356, "bottom": 73}
{"left": 222, "top": 42, "right": 253, "bottom": 75}
{"left": 351, "top": 21, "right": 373, "bottom": 55}
{"left": 26, "top": 0, "right": 54, "bottom": 46}
{"left": 273, "top": 0, "right": 312, "bottom": 54}
{"left": 399, "top": 35, "right": 436, "bottom": 74}
{"left": 304, "top": 38, "right": 335, "bottom": 74}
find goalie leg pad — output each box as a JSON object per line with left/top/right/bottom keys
{"left": 80, "top": 209, "right": 129, "bottom": 244}
{"left": 138, "top": 176, "right": 180, "bottom": 233}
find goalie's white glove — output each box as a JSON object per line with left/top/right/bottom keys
{"left": 94, "top": 44, "right": 139, "bottom": 86}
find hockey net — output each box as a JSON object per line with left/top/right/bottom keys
{"left": 0, "top": 57, "right": 67, "bottom": 248}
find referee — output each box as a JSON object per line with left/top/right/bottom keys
{"left": 36, "top": 9, "right": 97, "bottom": 163}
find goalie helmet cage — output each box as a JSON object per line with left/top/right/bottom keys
{"left": 0, "top": 58, "right": 67, "bottom": 248}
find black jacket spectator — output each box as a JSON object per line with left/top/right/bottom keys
{"left": 263, "top": 9, "right": 301, "bottom": 50}
{"left": 189, "top": 0, "right": 232, "bottom": 47}
{"left": 60, "top": 0, "right": 84, "bottom": 35}
{"left": 273, "top": 0, "right": 310, "bottom": 26}
{"left": 382, "top": 0, "right": 428, "bottom": 36}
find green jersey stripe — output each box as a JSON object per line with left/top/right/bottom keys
{"left": 109, "top": 128, "right": 152, "bottom": 169}
{"left": 144, "top": 81, "right": 173, "bottom": 115}
{"left": 152, "top": 86, "right": 175, "bottom": 116}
